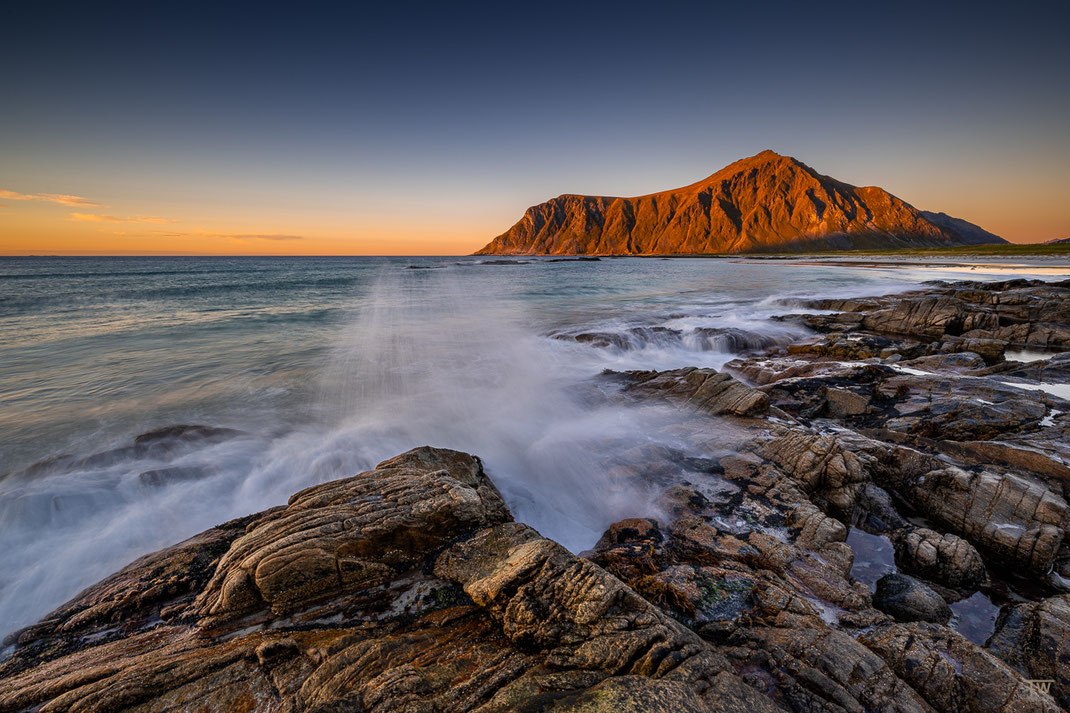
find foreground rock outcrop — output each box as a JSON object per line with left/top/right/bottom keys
{"left": 0, "top": 448, "right": 778, "bottom": 713}
{"left": 475, "top": 150, "right": 1006, "bottom": 255}
{"left": 3, "top": 277, "right": 1068, "bottom": 712}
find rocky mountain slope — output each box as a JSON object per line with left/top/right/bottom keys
{"left": 476, "top": 151, "right": 1007, "bottom": 255}
{"left": 3, "top": 279, "right": 1070, "bottom": 712}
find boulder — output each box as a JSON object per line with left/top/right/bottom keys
{"left": 194, "top": 447, "right": 511, "bottom": 624}
{"left": 873, "top": 574, "right": 951, "bottom": 623}
{"left": 906, "top": 351, "right": 989, "bottom": 372}
{"left": 825, "top": 386, "right": 871, "bottom": 417}
{"left": 893, "top": 528, "right": 987, "bottom": 592}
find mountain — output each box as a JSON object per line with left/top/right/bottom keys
{"left": 475, "top": 150, "right": 1007, "bottom": 255}
{"left": 918, "top": 211, "right": 1005, "bottom": 246}
{"left": 1045, "top": 237, "right": 1070, "bottom": 245}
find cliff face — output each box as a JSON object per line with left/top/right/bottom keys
{"left": 476, "top": 150, "right": 1006, "bottom": 255}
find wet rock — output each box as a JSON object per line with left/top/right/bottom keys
{"left": 592, "top": 517, "right": 664, "bottom": 548}
{"left": 893, "top": 528, "right": 987, "bottom": 592}
{"left": 905, "top": 350, "right": 989, "bottom": 372}
{"left": 435, "top": 521, "right": 723, "bottom": 677}
{"left": 927, "top": 440, "right": 1070, "bottom": 482}
{"left": 734, "top": 625, "right": 934, "bottom": 713}
{"left": 890, "top": 466, "right": 1067, "bottom": 575}
{"left": 873, "top": 573, "right": 952, "bottom": 623}
{"left": 4, "top": 511, "right": 264, "bottom": 650}
{"left": 985, "top": 602, "right": 1035, "bottom": 672}
{"left": 853, "top": 483, "right": 908, "bottom": 533}
{"left": 998, "top": 351, "right": 1070, "bottom": 382}
{"left": 988, "top": 322, "right": 1070, "bottom": 349}
{"left": 785, "top": 332, "right": 909, "bottom": 360}
{"left": 8, "top": 424, "right": 247, "bottom": 479}
{"left": 655, "top": 485, "right": 713, "bottom": 518}
{"left": 803, "top": 279, "right": 1070, "bottom": 348}
{"left": 133, "top": 424, "right": 244, "bottom": 446}
{"left": 814, "top": 294, "right": 999, "bottom": 340}
{"left": 585, "top": 518, "right": 674, "bottom": 594}
{"left": 255, "top": 637, "right": 298, "bottom": 666}
{"left": 825, "top": 386, "right": 871, "bottom": 417}
{"left": 939, "top": 337, "right": 1006, "bottom": 364}
{"left": 195, "top": 447, "right": 511, "bottom": 624}
{"left": 753, "top": 430, "right": 870, "bottom": 516}
{"left": 860, "top": 621, "right": 1060, "bottom": 713}
{"left": 137, "top": 465, "right": 218, "bottom": 487}
{"left": 1000, "top": 594, "right": 1070, "bottom": 709}
{"left": 878, "top": 375, "right": 1049, "bottom": 441}
{"left": 692, "top": 327, "right": 793, "bottom": 353}
{"left": 624, "top": 367, "right": 770, "bottom": 417}
{"left": 558, "top": 330, "right": 632, "bottom": 349}
{"left": 555, "top": 325, "right": 786, "bottom": 355}
{"left": 664, "top": 515, "right": 761, "bottom": 567}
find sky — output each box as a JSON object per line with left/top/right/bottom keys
{"left": 1, "top": 0, "right": 1068, "bottom": 254}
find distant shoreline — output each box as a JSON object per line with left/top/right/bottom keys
{"left": 3, "top": 243, "right": 1069, "bottom": 260}
{"left": 482, "top": 243, "right": 1070, "bottom": 259}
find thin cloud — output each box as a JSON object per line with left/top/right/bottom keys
{"left": 0, "top": 189, "right": 99, "bottom": 207}
{"left": 69, "top": 213, "right": 176, "bottom": 224}
{"left": 226, "top": 233, "right": 304, "bottom": 241}
{"left": 153, "top": 230, "right": 303, "bottom": 241}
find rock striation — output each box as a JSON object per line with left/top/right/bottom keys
{"left": 475, "top": 150, "right": 1006, "bottom": 255}
{"left": 3, "top": 277, "right": 1069, "bottom": 712}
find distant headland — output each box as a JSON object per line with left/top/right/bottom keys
{"left": 476, "top": 150, "right": 1007, "bottom": 255}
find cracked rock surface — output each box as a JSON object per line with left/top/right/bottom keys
{"left": 3, "top": 278, "right": 1069, "bottom": 712}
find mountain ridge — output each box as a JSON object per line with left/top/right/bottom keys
{"left": 475, "top": 150, "right": 1006, "bottom": 255}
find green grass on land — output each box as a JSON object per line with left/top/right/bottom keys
{"left": 633, "top": 243, "right": 1070, "bottom": 258}
{"left": 769, "top": 242, "right": 1070, "bottom": 257}
{"left": 624, "top": 243, "right": 1065, "bottom": 260}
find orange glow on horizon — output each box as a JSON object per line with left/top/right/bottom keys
{"left": 1, "top": 177, "right": 1067, "bottom": 255}
{"left": 0, "top": 202, "right": 499, "bottom": 256}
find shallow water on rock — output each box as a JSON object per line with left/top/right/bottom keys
{"left": 1000, "top": 380, "right": 1070, "bottom": 401}
{"left": 847, "top": 527, "right": 1002, "bottom": 645}
{"left": 950, "top": 591, "right": 1001, "bottom": 645}
{"left": 1005, "top": 348, "right": 1060, "bottom": 363}
{"left": 846, "top": 528, "right": 897, "bottom": 587}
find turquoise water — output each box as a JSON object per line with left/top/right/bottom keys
{"left": 0, "top": 255, "right": 1062, "bottom": 639}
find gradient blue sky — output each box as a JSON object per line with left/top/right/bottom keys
{"left": 2, "top": 0, "right": 1068, "bottom": 253}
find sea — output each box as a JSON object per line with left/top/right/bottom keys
{"left": 1, "top": 254, "right": 1067, "bottom": 641}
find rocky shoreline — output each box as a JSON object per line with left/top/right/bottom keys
{"left": 2, "top": 277, "right": 1069, "bottom": 712}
